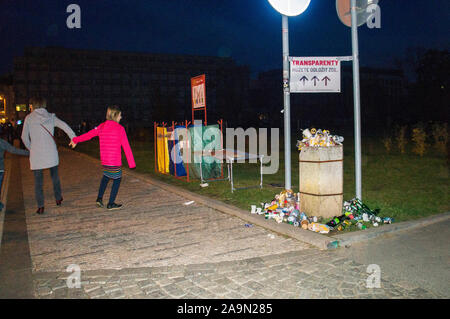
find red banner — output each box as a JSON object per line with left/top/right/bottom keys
{"left": 191, "top": 74, "right": 206, "bottom": 109}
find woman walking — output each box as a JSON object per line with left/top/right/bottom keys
{"left": 70, "top": 106, "right": 135, "bottom": 210}
{"left": 21, "top": 97, "right": 77, "bottom": 215}
{"left": 0, "top": 136, "right": 29, "bottom": 211}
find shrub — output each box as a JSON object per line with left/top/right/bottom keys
{"left": 431, "top": 122, "right": 448, "bottom": 155}
{"left": 395, "top": 125, "right": 408, "bottom": 154}
{"left": 411, "top": 123, "right": 427, "bottom": 156}
{"left": 382, "top": 136, "right": 392, "bottom": 154}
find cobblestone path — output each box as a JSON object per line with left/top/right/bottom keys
{"left": 6, "top": 148, "right": 443, "bottom": 299}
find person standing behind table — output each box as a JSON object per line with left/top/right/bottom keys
{"left": 70, "top": 106, "right": 136, "bottom": 211}
{"left": 0, "top": 137, "right": 29, "bottom": 211}
{"left": 21, "top": 97, "right": 77, "bottom": 215}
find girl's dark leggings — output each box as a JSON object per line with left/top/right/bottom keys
{"left": 97, "top": 175, "right": 122, "bottom": 205}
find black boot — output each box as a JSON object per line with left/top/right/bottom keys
{"left": 107, "top": 203, "right": 122, "bottom": 210}
{"left": 56, "top": 197, "right": 63, "bottom": 206}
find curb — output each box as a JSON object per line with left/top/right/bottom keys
{"left": 333, "top": 211, "right": 450, "bottom": 247}
{"left": 0, "top": 156, "right": 12, "bottom": 249}
{"left": 70, "top": 149, "right": 337, "bottom": 250}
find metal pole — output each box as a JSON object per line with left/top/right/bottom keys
{"left": 282, "top": 15, "right": 291, "bottom": 190}
{"left": 351, "top": 0, "right": 362, "bottom": 200}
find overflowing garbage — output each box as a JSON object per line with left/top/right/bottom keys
{"left": 296, "top": 128, "right": 344, "bottom": 150}
{"left": 250, "top": 190, "right": 331, "bottom": 234}
{"left": 329, "top": 198, "right": 394, "bottom": 230}
{"left": 250, "top": 192, "right": 394, "bottom": 234}
{"left": 249, "top": 128, "right": 395, "bottom": 235}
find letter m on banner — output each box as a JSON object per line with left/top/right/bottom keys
{"left": 191, "top": 74, "right": 206, "bottom": 109}
{"left": 191, "top": 74, "right": 207, "bottom": 124}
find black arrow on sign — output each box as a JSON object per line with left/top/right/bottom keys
{"left": 322, "top": 76, "right": 331, "bottom": 86}
{"left": 311, "top": 76, "right": 319, "bottom": 86}
{"left": 299, "top": 76, "right": 308, "bottom": 85}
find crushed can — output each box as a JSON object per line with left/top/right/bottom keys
{"left": 343, "top": 220, "right": 352, "bottom": 227}
{"left": 275, "top": 215, "right": 283, "bottom": 224}
{"left": 301, "top": 219, "right": 309, "bottom": 230}
{"left": 344, "top": 211, "right": 354, "bottom": 220}
{"left": 265, "top": 212, "right": 274, "bottom": 220}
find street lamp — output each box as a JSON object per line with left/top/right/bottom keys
{"left": 267, "top": 0, "right": 311, "bottom": 190}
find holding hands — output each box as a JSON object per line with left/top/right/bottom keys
{"left": 69, "top": 139, "right": 77, "bottom": 149}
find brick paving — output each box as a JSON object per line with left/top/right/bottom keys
{"left": 32, "top": 249, "right": 443, "bottom": 299}
{"left": 20, "top": 149, "right": 309, "bottom": 273}
{"left": 2, "top": 148, "right": 444, "bottom": 299}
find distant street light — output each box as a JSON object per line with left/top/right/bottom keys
{"left": 267, "top": 0, "right": 311, "bottom": 190}
{"left": 0, "top": 96, "right": 5, "bottom": 114}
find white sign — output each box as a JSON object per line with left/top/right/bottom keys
{"left": 290, "top": 57, "right": 341, "bottom": 93}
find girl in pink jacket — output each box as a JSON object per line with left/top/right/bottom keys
{"left": 71, "top": 106, "right": 136, "bottom": 210}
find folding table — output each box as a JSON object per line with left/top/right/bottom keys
{"left": 195, "top": 149, "right": 264, "bottom": 193}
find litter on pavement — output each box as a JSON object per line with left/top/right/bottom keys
{"left": 249, "top": 192, "right": 394, "bottom": 234}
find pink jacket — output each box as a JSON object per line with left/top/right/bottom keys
{"left": 73, "top": 120, "right": 136, "bottom": 168}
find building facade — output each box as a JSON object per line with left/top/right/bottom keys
{"left": 0, "top": 74, "right": 16, "bottom": 124}
{"left": 13, "top": 47, "right": 250, "bottom": 128}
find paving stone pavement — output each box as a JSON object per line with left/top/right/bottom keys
{"left": 12, "top": 149, "right": 445, "bottom": 299}
{"left": 32, "top": 249, "right": 443, "bottom": 299}
{"left": 20, "top": 149, "right": 310, "bottom": 273}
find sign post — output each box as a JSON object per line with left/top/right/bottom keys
{"left": 282, "top": 15, "right": 292, "bottom": 190}
{"left": 336, "top": 0, "right": 376, "bottom": 200}
{"left": 267, "top": 0, "right": 311, "bottom": 191}
{"left": 350, "top": 0, "right": 363, "bottom": 200}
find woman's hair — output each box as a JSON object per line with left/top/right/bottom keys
{"left": 30, "top": 97, "right": 47, "bottom": 109}
{"left": 106, "top": 105, "right": 121, "bottom": 122}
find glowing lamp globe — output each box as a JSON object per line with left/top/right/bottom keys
{"left": 268, "top": 0, "right": 311, "bottom": 16}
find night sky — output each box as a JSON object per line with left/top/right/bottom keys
{"left": 1, "top": 0, "right": 449, "bottom": 77}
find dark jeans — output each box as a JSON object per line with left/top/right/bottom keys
{"left": 33, "top": 166, "right": 62, "bottom": 208}
{"left": 0, "top": 171, "right": 4, "bottom": 196}
{"left": 98, "top": 175, "right": 122, "bottom": 205}
{"left": 0, "top": 171, "right": 4, "bottom": 209}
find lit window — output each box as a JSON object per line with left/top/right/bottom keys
{"left": 16, "top": 104, "right": 27, "bottom": 112}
